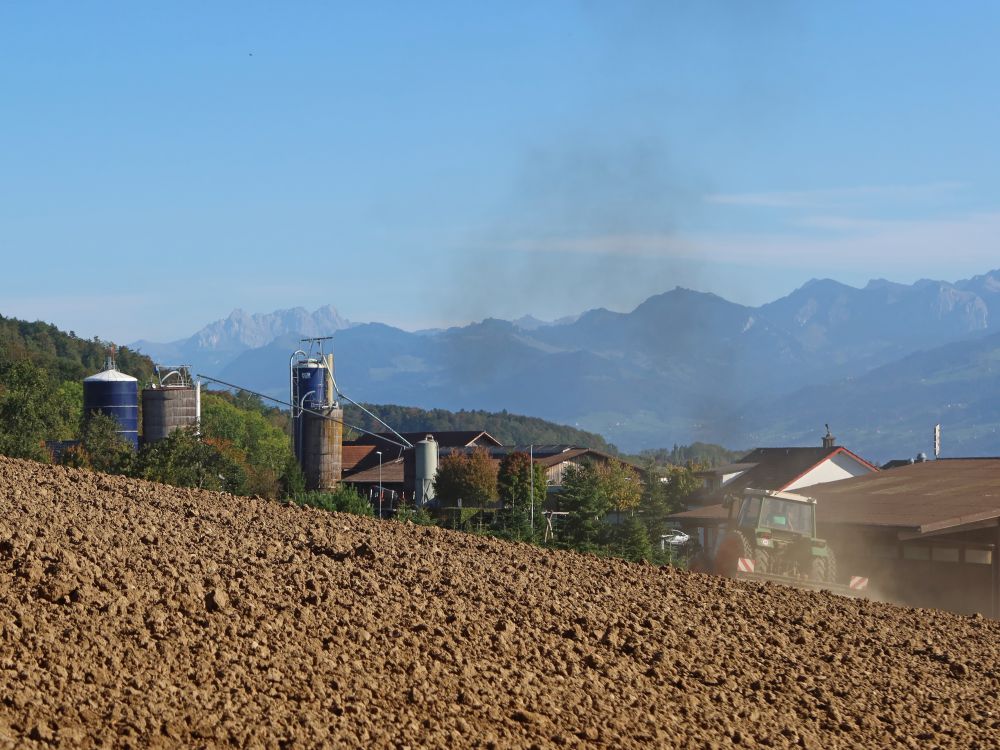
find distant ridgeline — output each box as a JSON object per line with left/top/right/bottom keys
{"left": 0, "top": 315, "right": 154, "bottom": 383}
{"left": 343, "top": 403, "right": 619, "bottom": 453}
{"left": 638, "top": 443, "right": 744, "bottom": 469}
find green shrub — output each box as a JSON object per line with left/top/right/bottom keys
{"left": 291, "top": 485, "right": 374, "bottom": 516}
{"left": 394, "top": 504, "right": 437, "bottom": 526}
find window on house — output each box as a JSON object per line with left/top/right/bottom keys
{"left": 965, "top": 549, "right": 993, "bottom": 565}
{"left": 869, "top": 543, "right": 898, "bottom": 559}
{"left": 931, "top": 547, "right": 959, "bottom": 563}
{"left": 902, "top": 545, "right": 930, "bottom": 561}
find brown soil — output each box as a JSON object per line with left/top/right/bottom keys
{"left": 0, "top": 456, "right": 998, "bottom": 749}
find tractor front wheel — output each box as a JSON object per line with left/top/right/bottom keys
{"left": 755, "top": 546, "right": 772, "bottom": 575}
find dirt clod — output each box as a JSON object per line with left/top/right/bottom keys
{"left": 205, "top": 587, "right": 229, "bottom": 612}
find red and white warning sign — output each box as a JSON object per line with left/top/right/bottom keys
{"left": 849, "top": 576, "right": 869, "bottom": 590}
{"left": 737, "top": 557, "right": 755, "bottom": 573}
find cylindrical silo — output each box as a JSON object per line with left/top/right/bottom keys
{"left": 293, "top": 361, "right": 326, "bottom": 411}
{"left": 142, "top": 386, "right": 198, "bottom": 443}
{"left": 83, "top": 367, "right": 139, "bottom": 449}
{"left": 300, "top": 405, "right": 343, "bottom": 490}
{"left": 291, "top": 348, "right": 342, "bottom": 489}
{"left": 415, "top": 434, "right": 438, "bottom": 506}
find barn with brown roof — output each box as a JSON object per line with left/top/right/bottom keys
{"left": 339, "top": 431, "right": 502, "bottom": 510}
{"left": 339, "top": 430, "right": 639, "bottom": 517}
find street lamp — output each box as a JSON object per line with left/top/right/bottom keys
{"left": 376, "top": 450, "right": 383, "bottom": 519}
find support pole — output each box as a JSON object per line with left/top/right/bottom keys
{"left": 993, "top": 521, "right": 999, "bottom": 619}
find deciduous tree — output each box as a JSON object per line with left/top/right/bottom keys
{"left": 138, "top": 427, "right": 243, "bottom": 492}
{"left": 79, "top": 412, "right": 135, "bottom": 475}
{"left": 0, "top": 360, "right": 62, "bottom": 461}
{"left": 433, "top": 447, "right": 498, "bottom": 507}
{"left": 594, "top": 460, "right": 642, "bottom": 512}
{"left": 200, "top": 393, "right": 299, "bottom": 497}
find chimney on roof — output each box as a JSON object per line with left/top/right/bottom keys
{"left": 822, "top": 424, "right": 836, "bottom": 449}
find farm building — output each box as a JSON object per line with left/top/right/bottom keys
{"left": 481, "top": 445, "right": 636, "bottom": 490}
{"left": 340, "top": 431, "right": 638, "bottom": 511}
{"left": 340, "top": 431, "right": 502, "bottom": 507}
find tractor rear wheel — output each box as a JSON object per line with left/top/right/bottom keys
{"left": 810, "top": 547, "right": 838, "bottom": 583}
{"left": 716, "top": 531, "right": 759, "bottom": 576}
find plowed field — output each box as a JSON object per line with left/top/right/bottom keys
{"left": 0, "top": 456, "right": 998, "bottom": 748}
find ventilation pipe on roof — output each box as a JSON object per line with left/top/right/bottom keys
{"left": 822, "top": 424, "right": 836, "bottom": 449}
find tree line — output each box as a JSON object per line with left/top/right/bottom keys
{"left": 343, "top": 403, "right": 619, "bottom": 453}
{"left": 428, "top": 446, "right": 702, "bottom": 564}
{"left": 638, "top": 442, "right": 744, "bottom": 468}
{"left": 0, "top": 316, "right": 153, "bottom": 384}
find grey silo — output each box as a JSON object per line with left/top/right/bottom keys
{"left": 141, "top": 366, "right": 200, "bottom": 443}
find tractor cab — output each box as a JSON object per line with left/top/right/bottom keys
{"left": 735, "top": 489, "right": 817, "bottom": 538}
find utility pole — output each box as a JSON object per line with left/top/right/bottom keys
{"left": 530, "top": 443, "right": 534, "bottom": 536}
{"left": 376, "top": 450, "right": 383, "bottom": 519}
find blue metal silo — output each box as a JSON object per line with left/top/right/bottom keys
{"left": 291, "top": 360, "right": 327, "bottom": 466}
{"left": 83, "top": 366, "right": 139, "bottom": 449}
{"left": 293, "top": 361, "right": 327, "bottom": 412}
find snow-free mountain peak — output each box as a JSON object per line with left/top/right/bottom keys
{"left": 131, "top": 305, "right": 353, "bottom": 374}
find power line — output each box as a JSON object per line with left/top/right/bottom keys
{"left": 195, "top": 373, "right": 410, "bottom": 452}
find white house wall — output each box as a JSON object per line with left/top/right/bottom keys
{"left": 721, "top": 470, "right": 748, "bottom": 486}
{"left": 785, "top": 452, "right": 873, "bottom": 491}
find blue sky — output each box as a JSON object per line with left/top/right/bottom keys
{"left": 3, "top": 2, "right": 1000, "bottom": 342}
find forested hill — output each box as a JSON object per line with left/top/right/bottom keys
{"left": 0, "top": 316, "right": 303, "bottom": 498}
{"left": 343, "top": 403, "right": 619, "bottom": 453}
{"left": 637, "top": 442, "right": 745, "bottom": 468}
{"left": 0, "top": 315, "right": 156, "bottom": 462}
{"left": 0, "top": 315, "right": 154, "bottom": 382}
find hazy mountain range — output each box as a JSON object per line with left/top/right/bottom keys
{"left": 130, "top": 269, "right": 1000, "bottom": 460}
{"left": 131, "top": 305, "right": 351, "bottom": 374}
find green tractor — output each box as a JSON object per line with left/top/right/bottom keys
{"left": 715, "top": 489, "right": 837, "bottom": 584}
